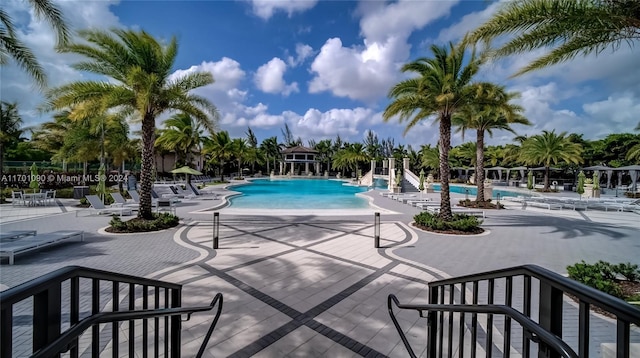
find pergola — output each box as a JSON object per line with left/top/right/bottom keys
{"left": 582, "top": 165, "right": 640, "bottom": 190}
{"left": 279, "top": 145, "right": 320, "bottom": 176}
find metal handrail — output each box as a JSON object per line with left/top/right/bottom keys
{"left": 32, "top": 293, "right": 223, "bottom": 358}
{"left": 429, "top": 264, "right": 640, "bottom": 324}
{"left": 0, "top": 265, "right": 181, "bottom": 307}
{"left": 388, "top": 295, "right": 579, "bottom": 358}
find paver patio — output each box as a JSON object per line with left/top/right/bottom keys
{"left": 1, "top": 188, "right": 639, "bottom": 356}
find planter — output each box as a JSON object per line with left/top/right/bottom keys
{"left": 584, "top": 184, "right": 601, "bottom": 198}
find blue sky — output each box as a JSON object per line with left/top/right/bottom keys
{"left": 2, "top": 0, "right": 638, "bottom": 148}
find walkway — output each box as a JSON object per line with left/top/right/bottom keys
{"left": 1, "top": 187, "right": 639, "bottom": 356}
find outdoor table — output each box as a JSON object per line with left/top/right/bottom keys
{"left": 22, "top": 193, "right": 47, "bottom": 206}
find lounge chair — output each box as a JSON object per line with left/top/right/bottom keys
{"left": 110, "top": 192, "right": 138, "bottom": 209}
{"left": 155, "top": 199, "right": 176, "bottom": 215}
{"left": 416, "top": 202, "right": 441, "bottom": 209}
{"left": 0, "top": 230, "right": 37, "bottom": 241}
{"left": 0, "top": 230, "right": 83, "bottom": 265}
{"left": 425, "top": 206, "right": 486, "bottom": 218}
{"left": 77, "top": 195, "right": 133, "bottom": 217}
{"left": 523, "top": 201, "right": 563, "bottom": 210}
{"left": 187, "top": 183, "right": 218, "bottom": 199}
{"left": 130, "top": 189, "right": 179, "bottom": 206}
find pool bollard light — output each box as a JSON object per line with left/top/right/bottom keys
{"left": 374, "top": 212, "right": 380, "bottom": 248}
{"left": 213, "top": 212, "right": 219, "bottom": 249}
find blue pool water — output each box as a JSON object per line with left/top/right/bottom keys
{"left": 229, "top": 179, "right": 369, "bottom": 209}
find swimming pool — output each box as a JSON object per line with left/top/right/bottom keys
{"left": 228, "top": 179, "right": 369, "bottom": 209}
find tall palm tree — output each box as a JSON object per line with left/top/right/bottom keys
{"left": 0, "top": 101, "right": 23, "bottom": 183}
{"left": 1, "top": 0, "right": 70, "bottom": 87}
{"left": 232, "top": 138, "right": 248, "bottom": 177}
{"left": 332, "top": 143, "right": 369, "bottom": 178}
{"left": 453, "top": 84, "right": 529, "bottom": 201}
{"left": 259, "top": 136, "right": 281, "bottom": 174}
{"left": 46, "top": 29, "right": 218, "bottom": 219}
{"left": 155, "top": 112, "right": 208, "bottom": 168}
{"left": 313, "top": 139, "right": 333, "bottom": 174}
{"left": 519, "top": 130, "right": 584, "bottom": 190}
{"left": 204, "top": 131, "right": 234, "bottom": 182}
{"left": 383, "top": 43, "right": 482, "bottom": 220}
{"left": 466, "top": 0, "right": 640, "bottom": 76}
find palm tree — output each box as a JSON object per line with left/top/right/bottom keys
{"left": 1, "top": 0, "right": 70, "bottom": 87}
{"left": 519, "top": 130, "right": 584, "bottom": 190}
{"left": 452, "top": 84, "right": 529, "bottom": 201}
{"left": 332, "top": 143, "right": 369, "bottom": 178}
{"left": 466, "top": 0, "right": 640, "bottom": 76}
{"left": 0, "top": 101, "right": 23, "bottom": 183}
{"left": 204, "top": 131, "right": 234, "bottom": 182}
{"left": 313, "top": 139, "right": 333, "bottom": 174}
{"left": 46, "top": 29, "right": 218, "bottom": 219}
{"left": 383, "top": 43, "right": 482, "bottom": 220}
{"left": 155, "top": 112, "right": 208, "bottom": 168}
{"left": 259, "top": 136, "right": 281, "bottom": 174}
{"left": 232, "top": 138, "right": 248, "bottom": 178}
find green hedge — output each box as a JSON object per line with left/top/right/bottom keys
{"left": 107, "top": 213, "right": 179, "bottom": 233}
{"left": 413, "top": 211, "right": 482, "bottom": 232}
{"left": 567, "top": 261, "right": 639, "bottom": 300}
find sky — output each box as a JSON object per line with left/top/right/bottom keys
{"left": 2, "top": 0, "right": 638, "bottom": 149}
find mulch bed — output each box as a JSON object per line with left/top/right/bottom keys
{"left": 458, "top": 200, "right": 503, "bottom": 209}
{"left": 412, "top": 222, "right": 485, "bottom": 235}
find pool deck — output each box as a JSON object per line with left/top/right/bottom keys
{"left": 1, "top": 185, "right": 639, "bottom": 357}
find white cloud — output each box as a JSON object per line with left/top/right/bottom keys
{"left": 583, "top": 93, "right": 640, "bottom": 134}
{"left": 249, "top": 0, "right": 318, "bottom": 20}
{"left": 254, "top": 57, "right": 299, "bottom": 96}
{"left": 286, "top": 43, "right": 314, "bottom": 67}
{"left": 308, "top": 0, "right": 459, "bottom": 102}
{"left": 437, "top": 1, "right": 502, "bottom": 43}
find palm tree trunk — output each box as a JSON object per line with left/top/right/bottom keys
{"left": 544, "top": 166, "right": 550, "bottom": 190}
{"left": 220, "top": 161, "right": 225, "bottom": 182}
{"left": 139, "top": 115, "right": 155, "bottom": 219}
{"left": 476, "top": 129, "right": 485, "bottom": 202}
{"left": 439, "top": 115, "right": 453, "bottom": 220}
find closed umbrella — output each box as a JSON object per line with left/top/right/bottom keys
{"left": 592, "top": 171, "right": 600, "bottom": 190}
{"left": 527, "top": 170, "right": 534, "bottom": 191}
{"left": 96, "top": 163, "right": 108, "bottom": 203}
{"left": 29, "top": 163, "right": 39, "bottom": 193}
{"left": 418, "top": 169, "right": 425, "bottom": 199}
{"left": 576, "top": 171, "right": 585, "bottom": 199}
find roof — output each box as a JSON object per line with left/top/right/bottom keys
{"left": 281, "top": 145, "right": 318, "bottom": 154}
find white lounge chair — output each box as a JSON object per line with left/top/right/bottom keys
{"left": 110, "top": 192, "right": 138, "bottom": 209}
{"left": 155, "top": 199, "right": 176, "bottom": 215}
{"left": 0, "top": 230, "right": 37, "bottom": 241}
{"left": 523, "top": 201, "right": 563, "bottom": 210}
{"left": 425, "top": 206, "right": 486, "bottom": 218}
{"left": 77, "top": 195, "right": 132, "bottom": 217}
{"left": 0, "top": 230, "right": 83, "bottom": 265}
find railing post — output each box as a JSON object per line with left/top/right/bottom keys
{"left": 427, "top": 285, "right": 439, "bottom": 358}
{"left": 33, "top": 284, "right": 61, "bottom": 354}
{"left": 170, "top": 288, "right": 182, "bottom": 357}
{"left": 374, "top": 212, "right": 380, "bottom": 248}
{"left": 538, "top": 281, "right": 563, "bottom": 358}
{"left": 213, "top": 212, "right": 219, "bottom": 249}
{"left": 1, "top": 307, "right": 13, "bottom": 358}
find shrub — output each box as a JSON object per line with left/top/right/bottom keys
{"left": 107, "top": 213, "right": 179, "bottom": 233}
{"left": 413, "top": 211, "right": 482, "bottom": 233}
{"left": 566, "top": 260, "right": 640, "bottom": 300}
{"left": 613, "top": 263, "right": 640, "bottom": 282}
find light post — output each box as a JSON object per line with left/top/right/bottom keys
{"left": 213, "top": 212, "right": 219, "bottom": 249}
{"left": 374, "top": 212, "right": 380, "bottom": 248}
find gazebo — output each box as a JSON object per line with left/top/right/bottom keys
{"left": 279, "top": 145, "right": 320, "bottom": 176}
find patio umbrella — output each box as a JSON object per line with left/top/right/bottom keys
{"left": 576, "top": 171, "right": 585, "bottom": 199}
{"left": 29, "top": 163, "right": 39, "bottom": 193}
{"left": 171, "top": 165, "right": 203, "bottom": 184}
{"left": 527, "top": 170, "right": 534, "bottom": 191}
{"left": 418, "top": 169, "right": 425, "bottom": 199}
{"left": 96, "top": 163, "right": 108, "bottom": 203}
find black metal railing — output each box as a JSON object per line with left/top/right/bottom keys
{"left": 388, "top": 264, "right": 640, "bottom": 358}
{"left": 0, "top": 266, "right": 223, "bottom": 357}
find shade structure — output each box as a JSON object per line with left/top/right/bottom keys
{"left": 577, "top": 171, "right": 585, "bottom": 198}
{"left": 96, "top": 163, "right": 108, "bottom": 203}
{"left": 170, "top": 166, "right": 203, "bottom": 175}
{"left": 616, "top": 165, "right": 640, "bottom": 191}
{"left": 29, "top": 163, "right": 39, "bottom": 193}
